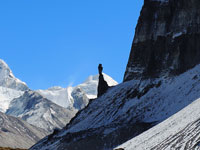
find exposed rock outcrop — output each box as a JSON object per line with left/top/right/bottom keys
{"left": 6, "top": 91, "right": 76, "bottom": 132}
{"left": 97, "top": 64, "right": 109, "bottom": 97}
{"left": 71, "top": 87, "right": 89, "bottom": 110}
{"left": 124, "top": 0, "right": 200, "bottom": 81}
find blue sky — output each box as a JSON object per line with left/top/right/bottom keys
{"left": 0, "top": 0, "right": 143, "bottom": 90}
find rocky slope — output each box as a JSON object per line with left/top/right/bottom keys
{"left": 0, "top": 112, "right": 48, "bottom": 149}
{"left": 6, "top": 91, "right": 77, "bottom": 132}
{"left": 116, "top": 96, "right": 200, "bottom": 150}
{"left": 31, "top": 0, "right": 200, "bottom": 149}
{"left": 30, "top": 64, "right": 200, "bottom": 150}
{"left": 0, "top": 87, "right": 24, "bottom": 113}
{"left": 124, "top": 0, "right": 200, "bottom": 81}
{"left": 0, "top": 148, "right": 27, "bottom": 150}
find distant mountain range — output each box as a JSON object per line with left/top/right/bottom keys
{"left": 0, "top": 59, "right": 118, "bottom": 149}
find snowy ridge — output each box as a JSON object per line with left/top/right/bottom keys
{"left": 116, "top": 98, "right": 200, "bottom": 150}
{"left": 0, "top": 59, "right": 28, "bottom": 113}
{"left": 6, "top": 90, "right": 77, "bottom": 132}
{"left": 76, "top": 73, "right": 118, "bottom": 99}
{"left": 37, "top": 87, "right": 73, "bottom": 108}
{"left": 0, "top": 59, "right": 28, "bottom": 91}
{"left": 37, "top": 73, "right": 118, "bottom": 108}
{"left": 30, "top": 64, "right": 200, "bottom": 150}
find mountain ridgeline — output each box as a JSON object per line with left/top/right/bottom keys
{"left": 0, "top": 59, "right": 118, "bottom": 149}
{"left": 31, "top": 0, "right": 200, "bottom": 150}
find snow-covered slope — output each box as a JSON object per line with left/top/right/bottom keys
{"left": 0, "top": 59, "right": 28, "bottom": 91}
{"left": 77, "top": 73, "right": 118, "bottom": 99}
{"left": 0, "top": 112, "right": 48, "bottom": 149}
{"left": 37, "top": 73, "right": 118, "bottom": 108}
{"left": 0, "top": 87, "right": 24, "bottom": 112}
{"left": 6, "top": 90, "right": 77, "bottom": 132}
{"left": 116, "top": 98, "right": 200, "bottom": 150}
{"left": 36, "top": 86, "right": 73, "bottom": 108}
{"left": 0, "top": 59, "right": 28, "bottom": 113}
{"left": 30, "top": 64, "right": 200, "bottom": 150}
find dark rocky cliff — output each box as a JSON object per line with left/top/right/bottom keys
{"left": 124, "top": 0, "right": 200, "bottom": 81}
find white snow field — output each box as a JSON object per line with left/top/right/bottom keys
{"left": 116, "top": 97, "right": 200, "bottom": 150}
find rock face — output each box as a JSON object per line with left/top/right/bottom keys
{"left": 97, "top": 74, "right": 109, "bottom": 97}
{"left": 6, "top": 91, "right": 77, "bottom": 132}
{"left": 97, "top": 64, "right": 109, "bottom": 97}
{"left": 71, "top": 87, "right": 89, "bottom": 110}
{"left": 124, "top": 0, "right": 200, "bottom": 81}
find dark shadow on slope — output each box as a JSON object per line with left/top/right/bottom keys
{"left": 56, "top": 122, "right": 155, "bottom": 150}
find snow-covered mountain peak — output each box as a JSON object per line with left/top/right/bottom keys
{"left": 0, "top": 59, "right": 15, "bottom": 79}
{"left": 0, "top": 59, "right": 10, "bottom": 68}
{"left": 6, "top": 90, "right": 77, "bottom": 132}
{"left": 84, "top": 75, "right": 99, "bottom": 83}
{"left": 37, "top": 73, "right": 118, "bottom": 108}
{"left": 78, "top": 73, "right": 118, "bottom": 99}
{"left": 0, "top": 59, "right": 29, "bottom": 112}
{"left": 47, "top": 86, "right": 64, "bottom": 91}
{"left": 0, "top": 59, "right": 28, "bottom": 91}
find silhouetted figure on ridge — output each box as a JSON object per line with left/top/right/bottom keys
{"left": 97, "top": 64, "right": 109, "bottom": 97}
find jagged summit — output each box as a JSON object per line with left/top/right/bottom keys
{"left": 83, "top": 73, "right": 118, "bottom": 87}
{"left": 0, "top": 59, "right": 28, "bottom": 91}
{"left": 0, "top": 59, "right": 28, "bottom": 112}
{"left": 37, "top": 73, "right": 118, "bottom": 108}
{"left": 6, "top": 90, "right": 77, "bottom": 132}
{"left": 80, "top": 73, "right": 118, "bottom": 99}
